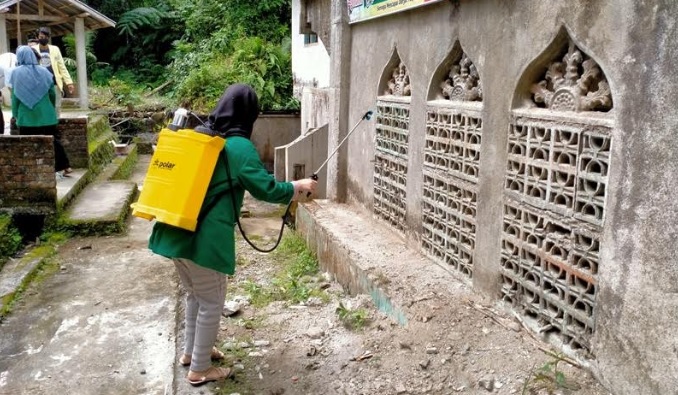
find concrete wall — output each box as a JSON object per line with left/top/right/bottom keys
{"left": 305, "top": 1, "right": 678, "bottom": 394}
{"left": 0, "top": 135, "right": 56, "bottom": 213}
{"left": 251, "top": 113, "right": 301, "bottom": 172}
{"left": 274, "top": 124, "right": 328, "bottom": 198}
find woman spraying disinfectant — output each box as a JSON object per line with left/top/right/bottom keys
{"left": 147, "top": 84, "right": 316, "bottom": 386}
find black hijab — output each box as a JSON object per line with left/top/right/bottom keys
{"left": 204, "top": 84, "right": 259, "bottom": 139}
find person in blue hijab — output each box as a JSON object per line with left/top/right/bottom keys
{"left": 8, "top": 45, "right": 71, "bottom": 174}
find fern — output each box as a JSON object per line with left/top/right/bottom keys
{"left": 117, "top": 7, "right": 172, "bottom": 38}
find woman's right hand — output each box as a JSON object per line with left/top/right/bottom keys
{"left": 292, "top": 178, "right": 318, "bottom": 198}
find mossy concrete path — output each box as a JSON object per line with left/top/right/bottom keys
{"left": 0, "top": 156, "right": 181, "bottom": 395}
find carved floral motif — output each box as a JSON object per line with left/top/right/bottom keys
{"left": 440, "top": 53, "right": 482, "bottom": 102}
{"left": 387, "top": 62, "right": 411, "bottom": 96}
{"left": 531, "top": 41, "right": 612, "bottom": 112}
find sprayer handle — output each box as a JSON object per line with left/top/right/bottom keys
{"left": 306, "top": 173, "right": 319, "bottom": 198}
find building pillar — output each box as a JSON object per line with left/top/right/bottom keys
{"left": 0, "top": 14, "right": 7, "bottom": 54}
{"left": 325, "top": 0, "right": 352, "bottom": 201}
{"left": 74, "top": 17, "right": 88, "bottom": 109}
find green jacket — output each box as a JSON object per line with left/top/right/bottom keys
{"left": 12, "top": 85, "right": 57, "bottom": 127}
{"left": 148, "top": 136, "right": 294, "bottom": 275}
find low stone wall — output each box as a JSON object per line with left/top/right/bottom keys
{"left": 58, "top": 117, "right": 89, "bottom": 169}
{"left": 0, "top": 136, "right": 56, "bottom": 213}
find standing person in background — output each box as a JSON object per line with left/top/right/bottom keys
{"left": 8, "top": 45, "right": 71, "bottom": 176}
{"left": 0, "top": 51, "right": 16, "bottom": 133}
{"left": 148, "top": 84, "right": 317, "bottom": 386}
{"left": 32, "top": 27, "right": 74, "bottom": 111}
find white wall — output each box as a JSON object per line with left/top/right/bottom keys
{"left": 291, "top": 0, "right": 330, "bottom": 88}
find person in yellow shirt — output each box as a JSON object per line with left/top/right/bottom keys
{"left": 33, "top": 27, "right": 74, "bottom": 110}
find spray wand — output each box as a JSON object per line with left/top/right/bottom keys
{"left": 305, "top": 109, "right": 374, "bottom": 196}
{"left": 280, "top": 109, "right": 374, "bottom": 232}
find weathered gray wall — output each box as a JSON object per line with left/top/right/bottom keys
{"left": 251, "top": 114, "right": 301, "bottom": 172}
{"left": 300, "top": 88, "right": 330, "bottom": 134}
{"left": 305, "top": 0, "right": 678, "bottom": 394}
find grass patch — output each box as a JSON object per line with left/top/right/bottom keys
{"left": 336, "top": 302, "right": 370, "bottom": 331}
{"left": 242, "top": 231, "right": 328, "bottom": 307}
{"left": 214, "top": 336, "right": 257, "bottom": 395}
{"left": 0, "top": 232, "right": 67, "bottom": 320}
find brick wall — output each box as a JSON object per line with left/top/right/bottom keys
{"left": 0, "top": 136, "right": 56, "bottom": 212}
{"left": 58, "top": 118, "right": 89, "bottom": 169}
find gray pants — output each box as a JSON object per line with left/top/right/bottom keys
{"left": 173, "top": 258, "right": 227, "bottom": 371}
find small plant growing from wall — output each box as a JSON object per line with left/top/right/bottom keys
{"left": 521, "top": 350, "right": 581, "bottom": 394}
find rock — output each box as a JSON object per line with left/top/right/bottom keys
{"left": 249, "top": 351, "right": 264, "bottom": 357}
{"left": 425, "top": 347, "right": 438, "bottom": 354}
{"left": 399, "top": 341, "right": 412, "bottom": 350}
{"left": 394, "top": 383, "right": 408, "bottom": 394}
{"left": 419, "top": 359, "right": 430, "bottom": 369}
{"left": 222, "top": 300, "right": 242, "bottom": 317}
{"left": 253, "top": 340, "right": 271, "bottom": 347}
{"left": 306, "top": 327, "right": 325, "bottom": 339}
{"left": 307, "top": 297, "right": 323, "bottom": 306}
{"left": 478, "top": 377, "right": 495, "bottom": 391}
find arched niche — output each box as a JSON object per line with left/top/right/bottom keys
{"left": 512, "top": 27, "right": 613, "bottom": 112}
{"left": 373, "top": 47, "right": 411, "bottom": 233}
{"left": 420, "top": 41, "right": 483, "bottom": 281}
{"left": 427, "top": 41, "right": 482, "bottom": 102}
{"left": 377, "top": 47, "right": 412, "bottom": 98}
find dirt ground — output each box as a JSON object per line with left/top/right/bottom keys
{"left": 189, "top": 197, "right": 613, "bottom": 395}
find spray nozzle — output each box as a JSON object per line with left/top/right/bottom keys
{"left": 363, "top": 110, "right": 374, "bottom": 121}
{"left": 168, "top": 108, "right": 189, "bottom": 131}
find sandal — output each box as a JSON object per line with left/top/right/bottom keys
{"left": 187, "top": 366, "right": 232, "bottom": 386}
{"left": 179, "top": 346, "right": 225, "bottom": 366}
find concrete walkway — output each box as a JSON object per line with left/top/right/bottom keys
{"left": 0, "top": 156, "right": 181, "bottom": 395}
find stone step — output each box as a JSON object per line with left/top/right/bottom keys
{"left": 61, "top": 181, "right": 138, "bottom": 235}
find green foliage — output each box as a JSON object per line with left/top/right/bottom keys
{"left": 108, "top": 77, "right": 143, "bottom": 110}
{"left": 117, "top": 7, "right": 173, "bottom": 38}
{"left": 84, "top": 0, "right": 297, "bottom": 110}
{"left": 62, "top": 32, "right": 108, "bottom": 82}
{"left": 336, "top": 302, "right": 369, "bottom": 330}
{"left": 172, "top": 36, "right": 294, "bottom": 112}
{"left": 0, "top": 215, "right": 22, "bottom": 264}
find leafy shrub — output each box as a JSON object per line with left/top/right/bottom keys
{"left": 171, "top": 36, "right": 294, "bottom": 112}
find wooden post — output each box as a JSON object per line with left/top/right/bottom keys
{"left": 74, "top": 17, "right": 88, "bottom": 109}
{"left": 15, "top": 0, "right": 20, "bottom": 45}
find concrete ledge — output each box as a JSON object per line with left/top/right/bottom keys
{"left": 295, "top": 199, "right": 470, "bottom": 326}
{"left": 98, "top": 143, "right": 139, "bottom": 182}
{"left": 62, "top": 181, "right": 138, "bottom": 235}
{"left": 0, "top": 256, "right": 43, "bottom": 315}
{"left": 56, "top": 168, "right": 91, "bottom": 212}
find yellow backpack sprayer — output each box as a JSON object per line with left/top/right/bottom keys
{"left": 131, "top": 108, "right": 373, "bottom": 252}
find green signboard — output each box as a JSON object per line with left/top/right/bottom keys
{"left": 347, "top": 0, "right": 444, "bottom": 24}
